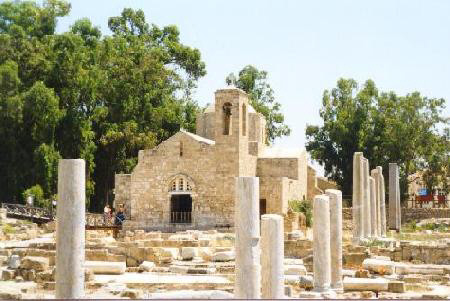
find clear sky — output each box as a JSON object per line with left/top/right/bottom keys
{"left": 56, "top": 0, "right": 450, "bottom": 156}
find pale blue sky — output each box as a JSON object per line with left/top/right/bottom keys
{"left": 56, "top": 0, "right": 450, "bottom": 154}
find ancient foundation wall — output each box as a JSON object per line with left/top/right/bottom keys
{"left": 342, "top": 207, "right": 450, "bottom": 223}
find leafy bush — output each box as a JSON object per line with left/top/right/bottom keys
{"left": 22, "top": 185, "right": 49, "bottom": 208}
{"left": 289, "top": 200, "right": 312, "bottom": 227}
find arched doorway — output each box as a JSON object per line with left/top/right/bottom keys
{"left": 170, "top": 194, "right": 192, "bottom": 223}
{"left": 169, "top": 175, "right": 193, "bottom": 224}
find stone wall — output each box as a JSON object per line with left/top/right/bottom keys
{"left": 306, "top": 165, "right": 322, "bottom": 201}
{"left": 317, "top": 177, "right": 337, "bottom": 192}
{"left": 401, "top": 208, "right": 450, "bottom": 222}
{"left": 257, "top": 158, "right": 300, "bottom": 180}
{"left": 342, "top": 207, "right": 450, "bottom": 223}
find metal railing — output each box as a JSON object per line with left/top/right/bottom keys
{"left": 1, "top": 203, "right": 53, "bottom": 221}
{"left": 1, "top": 203, "right": 122, "bottom": 227}
{"left": 170, "top": 211, "right": 192, "bottom": 224}
{"left": 86, "top": 213, "right": 117, "bottom": 227}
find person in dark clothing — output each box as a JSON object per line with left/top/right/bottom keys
{"left": 115, "top": 205, "right": 126, "bottom": 225}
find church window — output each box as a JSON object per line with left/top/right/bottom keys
{"left": 171, "top": 181, "right": 177, "bottom": 191}
{"left": 179, "top": 178, "right": 184, "bottom": 190}
{"left": 180, "top": 141, "right": 183, "bottom": 157}
{"left": 169, "top": 175, "right": 193, "bottom": 192}
{"left": 223, "top": 102, "right": 232, "bottom": 135}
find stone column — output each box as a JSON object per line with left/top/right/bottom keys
{"left": 235, "top": 177, "right": 261, "bottom": 299}
{"left": 362, "top": 158, "right": 371, "bottom": 238}
{"left": 352, "top": 152, "right": 364, "bottom": 243}
{"left": 261, "top": 214, "right": 284, "bottom": 299}
{"left": 371, "top": 169, "right": 380, "bottom": 237}
{"left": 326, "top": 189, "right": 343, "bottom": 292}
{"left": 389, "top": 163, "right": 401, "bottom": 231}
{"left": 378, "top": 166, "right": 387, "bottom": 236}
{"left": 313, "top": 194, "right": 331, "bottom": 292}
{"left": 56, "top": 159, "right": 85, "bottom": 299}
{"left": 369, "top": 177, "right": 377, "bottom": 237}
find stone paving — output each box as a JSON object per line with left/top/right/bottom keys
{"left": 1, "top": 214, "right": 450, "bottom": 299}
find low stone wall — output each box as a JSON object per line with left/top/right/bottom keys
{"left": 342, "top": 207, "right": 450, "bottom": 223}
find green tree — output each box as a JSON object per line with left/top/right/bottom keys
{"left": 22, "top": 184, "right": 48, "bottom": 208}
{"left": 306, "top": 78, "right": 448, "bottom": 199}
{"left": 0, "top": 1, "right": 206, "bottom": 211}
{"left": 226, "top": 65, "right": 290, "bottom": 144}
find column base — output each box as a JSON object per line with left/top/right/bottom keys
{"left": 331, "top": 285, "right": 344, "bottom": 293}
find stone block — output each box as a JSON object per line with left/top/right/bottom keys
{"left": 198, "top": 248, "right": 213, "bottom": 261}
{"left": 211, "top": 251, "right": 234, "bottom": 262}
{"left": 421, "top": 292, "right": 449, "bottom": 300}
{"left": 295, "top": 275, "right": 313, "bottom": 289}
{"left": 138, "top": 261, "right": 155, "bottom": 272}
{"left": 284, "top": 264, "right": 307, "bottom": 275}
{"left": 362, "top": 258, "right": 395, "bottom": 275}
{"left": 186, "top": 267, "right": 216, "bottom": 274}
{"left": 355, "top": 269, "right": 370, "bottom": 278}
{"left": 2, "top": 269, "right": 17, "bottom": 280}
{"left": 388, "top": 281, "right": 405, "bottom": 293}
{"left": 343, "top": 277, "right": 389, "bottom": 292}
{"left": 344, "top": 252, "right": 369, "bottom": 267}
{"left": 84, "top": 261, "right": 126, "bottom": 275}
{"left": 169, "top": 265, "right": 189, "bottom": 274}
{"left": 181, "top": 247, "right": 198, "bottom": 260}
{"left": 8, "top": 255, "right": 20, "bottom": 269}
{"left": 36, "top": 270, "right": 54, "bottom": 283}
{"left": 284, "top": 258, "right": 304, "bottom": 265}
{"left": 401, "top": 275, "right": 422, "bottom": 284}
{"left": 395, "top": 263, "right": 444, "bottom": 275}
{"left": 120, "top": 289, "right": 143, "bottom": 299}
{"left": 157, "top": 248, "right": 179, "bottom": 263}
{"left": 21, "top": 269, "right": 36, "bottom": 281}
{"left": 20, "top": 256, "right": 49, "bottom": 271}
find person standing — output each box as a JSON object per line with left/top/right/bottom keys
{"left": 103, "top": 204, "right": 111, "bottom": 224}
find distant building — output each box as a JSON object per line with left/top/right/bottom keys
{"left": 114, "top": 88, "right": 311, "bottom": 231}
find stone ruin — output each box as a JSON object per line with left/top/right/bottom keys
{"left": 0, "top": 158, "right": 449, "bottom": 299}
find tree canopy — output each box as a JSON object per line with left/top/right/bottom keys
{"left": 306, "top": 78, "right": 449, "bottom": 199}
{"left": 0, "top": 0, "right": 206, "bottom": 210}
{"left": 226, "top": 65, "right": 290, "bottom": 144}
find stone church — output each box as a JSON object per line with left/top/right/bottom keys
{"left": 114, "top": 88, "right": 307, "bottom": 231}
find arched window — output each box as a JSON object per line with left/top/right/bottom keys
{"left": 223, "top": 102, "right": 232, "bottom": 135}
{"left": 242, "top": 104, "right": 247, "bottom": 136}
{"left": 169, "top": 175, "right": 193, "bottom": 192}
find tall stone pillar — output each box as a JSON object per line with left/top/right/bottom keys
{"left": 389, "top": 163, "right": 401, "bottom": 231}
{"left": 369, "top": 177, "right": 377, "bottom": 237}
{"left": 352, "top": 152, "right": 364, "bottom": 243}
{"left": 235, "top": 177, "right": 261, "bottom": 299}
{"left": 313, "top": 195, "right": 331, "bottom": 292}
{"left": 362, "top": 158, "right": 371, "bottom": 238}
{"left": 371, "top": 169, "right": 381, "bottom": 237}
{"left": 56, "top": 159, "right": 85, "bottom": 299}
{"left": 326, "top": 189, "right": 343, "bottom": 291}
{"left": 261, "top": 214, "right": 284, "bottom": 299}
{"left": 377, "top": 166, "right": 387, "bottom": 236}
